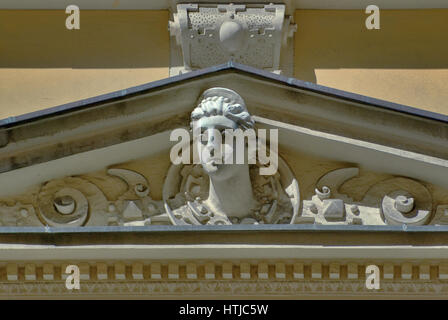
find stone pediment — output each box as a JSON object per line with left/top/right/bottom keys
{"left": 0, "top": 62, "right": 447, "bottom": 228}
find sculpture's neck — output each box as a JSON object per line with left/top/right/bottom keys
{"left": 207, "top": 164, "right": 256, "bottom": 219}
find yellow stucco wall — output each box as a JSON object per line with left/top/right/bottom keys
{"left": 294, "top": 9, "right": 448, "bottom": 114}
{"left": 0, "top": 10, "right": 169, "bottom": 119}
{"left": 2, "top": 9, "right": 447, "bottom": 118}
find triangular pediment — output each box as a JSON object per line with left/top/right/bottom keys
{"left": 0, "top": 62, "right": 447, "bottom": 228}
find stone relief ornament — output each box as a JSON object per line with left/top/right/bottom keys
{"left": 299, "top": 168, "right": 365, "bottom": 225}
{"left": 0, "top": 87, "right": 447, "bottom": 227}
{"left": 107, "top": 168, "right": 165, "bottom": 226}
{"left": 36, "top": 177, "right": 109, "bottom": 227}
{"left": 366, "top": 177, "right": 433, "bottom": 226}
{"left": 432, "top": 205, "right": 448, "bottom": 225}
{"left": 169, "top": 3, "right": 296, "bottom": 74}
{"left": 298, "top": 168, "right": 437, "bottom": 226}
{"left": 162, "top": 158, "right": 300, "bottom": 225}
{"left": 161, "top": 87, "right": 300, "bottom": 225}
{"left": 0, "top": 202, "right": 40, "bottom": 226}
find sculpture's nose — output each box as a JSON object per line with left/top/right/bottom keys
{"left": 206, "top": 129, "right": 217, "bottom": 146}
{"left": 205, "top": 128, "right": 221, "bottom": 159}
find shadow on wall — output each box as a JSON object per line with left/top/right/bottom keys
{"left": 294, "top": 10, "right": 448, "bottom": 83}
{"left": 0, "top": 10, "right": 169, "bottom": 68}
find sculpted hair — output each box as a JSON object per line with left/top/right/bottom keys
{"left": 191, "top": 88, "right": 255, "bottom": 130}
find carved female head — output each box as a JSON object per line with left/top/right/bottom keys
{"left": 191, "top": 88, "right": 255, "bottom": 180}
{"left": 191, "top": 88, "right": 254, "bottom": 130}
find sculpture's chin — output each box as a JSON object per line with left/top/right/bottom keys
{"left": 202, "top": 162, "right": 237, "bottom": 181}
{"left": 202, "top": 161, "right": 219, "bottom": 174}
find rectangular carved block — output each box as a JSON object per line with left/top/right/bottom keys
{"left": 222, "top": 263, "right": 233, "bottom": 280}
{"left": 151, "top": 263, "right": 162, "bottom": 280}
{"left": 205, "top": 263, "right": 215, "bottom": 280}
{"left": 240, "top": 263, "right": 251, "bottom": 279}
{"left": 115, "top": 263, "right": 126, "bottom": 280}
{"left": 311, "top": 263, "right": 322, "bottom": 279}
{"left": 439, "top": 263, "right": 448, "bottom": 280}
{"left": 383, "top": 263, "right": 394, "bottom": 279}
{"left": 97, "top": 263, "right": 108, "bottom": 280}
{"left": 168, "top": 263, "right": 179, "bottom": 280}
{"left": 7, "top": 264, "right": 18, "bottom": 281}
{"left": 43, "top": 264, "right": 54, "bottom": 281}
{"left": 258, "top": 263, "right": 269, "bottom": 279}
{"left": 186, "top": 263, "right": 197, "bottom": 279}
{"left": 25, "top": 264, "right": 36, "bottom": 281}
{"left": 329, "top": 263, "right": 340, "bottom": 279}
{"left": 131, "top": 263, "right": 143, "bottom": 280}
{"left": 275, "top": 263, "right": 285, "bottom": 279}
{"left": 401, "top": 263, "right": 412, "bottom": 280}
{"left": 347, "top": 263, "right": 358, "bottom": 280}
{"left": 79, "top": 263, "right": 90, "bottom": 281}
{"left": 419, "top": 264, "right": 430, "bottom": 280}
{"left": 293, "top": 263, "right": 304, "bottom": 279}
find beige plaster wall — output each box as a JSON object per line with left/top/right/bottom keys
{"left": 294, "top": 9, "right": 448, "bottom": 114}
{"left": 2, "top": 9, "right": 447, "bottom": 119}
{"left": 0, "top": 10, "right": 169, "bottom": 119}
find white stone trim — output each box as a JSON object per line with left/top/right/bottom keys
{"left": 2, "top": 244, "right": 448, "bottom": 261}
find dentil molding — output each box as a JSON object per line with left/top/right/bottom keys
{"left": 1, "top": 260, "right": 448, "bottom": 297}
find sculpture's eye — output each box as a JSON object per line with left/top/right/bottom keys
{"left": 199, "top": 129, "right": 211, "bottom": 145}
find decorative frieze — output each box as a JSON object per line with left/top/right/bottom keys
{"left": 0, "top": 260, "right": 442, "bottom": 281}
{"left": 2, "top": 280, "right": 448, "bottom": 298}
{"left": 0, "top": 260, "right": 447, "bottom": 297}
{"left": 0, "top": 88, "right": 447, "bottom": 228}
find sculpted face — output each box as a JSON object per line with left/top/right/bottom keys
{"left": 195, "top": 115, "right": 241, "bottom": 180}
{"left": 191, "top": 88, "right": 255, "bottom": 181}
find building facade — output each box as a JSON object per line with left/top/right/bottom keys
{"left": 0, "top": 0, "right": 447, "bottom": 299}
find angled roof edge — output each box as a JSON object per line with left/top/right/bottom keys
{"left": 1, "top": 61, "right": 447, "bottom": 130}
